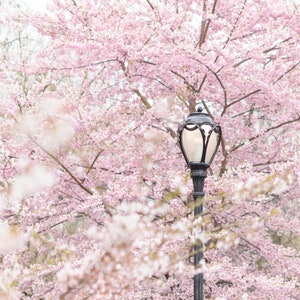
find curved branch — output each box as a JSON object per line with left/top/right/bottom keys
{"left": 170, "top": 69, "right": 196, "bottom": 92}
{"left": 204, "top": 65, "right": 228, "bottom": 114}
{"left": 229, "top": 114, "right": 300, "bottom": 153}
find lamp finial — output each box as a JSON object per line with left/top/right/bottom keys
{"left": 196, "top": 106, "right": 203, "bottom": 113}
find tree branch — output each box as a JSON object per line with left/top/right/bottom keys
{"left": 229, "top": 114, "right": 300, "bottom": 153}
{"left": 131, "top": 74, "right": 172, "bottom": 90}
{"left": 265, "top": 115, "right": 300, "bottom": 132}
{"left": 197, "top": 0, "right": 218, "bottom": 48}
{"left": 204, "top": 65, "right": 228, "bottom": 113}
{"left": 213, "top": 0, "right": 246, "bottom": 64}
{"left": 234, "top": 57, "right": 252, "bottom": 67}
{"left": 47, "top": 59, "right": 118, "bottom": 71}
{"left": 133, "top": 89, "right": 152, "bottom": 109}
{"left": 198, "top": 0, "right": 208, "bottom": 48}
{"left": 171, "top": 70, "right": 192, "bottom": 87}
{"left": 240, "top": 237, "right": 261, "bottom": 252}
{"left": 227, "top": 89, "right": 261, "bottom": 109}
{"left": 219, "top": 137, "right": 227, "bottom": 176}
{"left": 231, "top": 105, "right": 268, "bottom": 118}
{"left": 197, "top": 74, "right": 207, "bottom": 93}
{"left": 222, "top": 0, "right": 247, "bottom": 50}
{"left": 145, "top": 0, "right": 155, "bottom": 10}
{"left": 263, "top": 37, "right": 292, "bottom": 54}
{"left": 80, "top": 150, "right": 104, "bottom": 184}
{"left": 28, "top": 136, "right": 94, "bottom": 195}
{"left": 273, "top": 61, "right": 300, "bottom": 84}
{"left": 253, "top": 159, "right": 290, "bottom": 168}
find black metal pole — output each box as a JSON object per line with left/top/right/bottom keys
{"left": 190, "top": 163, "right": 208, "bottom": 300}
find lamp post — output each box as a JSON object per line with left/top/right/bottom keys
{"left": 177, "top": 107, "right": 222, "bottom": 300}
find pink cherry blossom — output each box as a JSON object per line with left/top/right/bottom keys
{"left": 0, "top": 0, "right": 299, "bottom": 299}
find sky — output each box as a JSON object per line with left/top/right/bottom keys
{"left": 20, "top": 0, "right": 50, "bottom": 12}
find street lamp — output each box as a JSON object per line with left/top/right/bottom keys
{"left": 177, "top": 106, "right": 222, "bottom": 300}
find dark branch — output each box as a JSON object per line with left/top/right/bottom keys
{"left": 47, "top": 59, "right": 118, "bottom": 71}
{"left": 204, "top": 65, "right": 228, "bottom": 112}
{"left": 273, "top": 61, "right": 300, "bottom": 84}
{"left": 229, "top": 114, "right": 300, "bottom": 153}
{"left": 145, "top": 0, "right": 155, "bottom": 10}
{"left": 227, "top": 89, "right": 261, "bottom": 108}
{"left": 80, "top": 150, "right": 104, "bottom": 185}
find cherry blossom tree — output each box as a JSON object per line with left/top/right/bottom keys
{"left": 0, "top": 0, "right": 299, "bottom": 299}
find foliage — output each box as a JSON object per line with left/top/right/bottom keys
{"left": 0, "top": 0, "right": 299, "bottom": 299}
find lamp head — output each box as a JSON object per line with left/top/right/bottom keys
{"left": 177, "top": 107, "right": 222, "bottom": 167}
